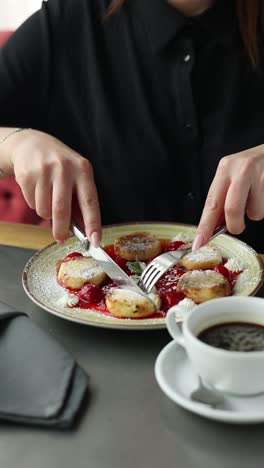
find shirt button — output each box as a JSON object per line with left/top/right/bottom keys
{"left": 187, "top": 192, "right": 196, "bottom": 200}
{"left": 184, "top": 122, "right": 193, "bottom": 130}
{"left": 184, "top": 54, "right": 191, "bottom": 62}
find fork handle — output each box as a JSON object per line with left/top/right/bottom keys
{"left": 209, "top": 224, "right": 227, "bottom": 242}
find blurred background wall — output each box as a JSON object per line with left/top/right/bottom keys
{"left": 0, "top": 0, "right": 46, "bottom": 225}
{"left": 0, "top": 0, "right": 42, "bottom": 29}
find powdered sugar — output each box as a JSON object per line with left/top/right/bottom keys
{"left": 180, "top": 269, "right": 226, "bottom": 287}
{"left": 183, "top": 245, "right": 221, "bottom": 262}
{"left": 80, "top": 264, "right": 101, "bottom": 279}
{"left": 108, "top": 286, "right": 160, "bottom": 308}
{"left": 117, "top": 233, "right": 155, "bottom": 251}
{"left": 109, "top": 287, "right": 144, "bottom": 301}
{"left": 185, "top": 269, "right": 217, "bottom": 277}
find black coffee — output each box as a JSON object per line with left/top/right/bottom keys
{"left": 197, "top": 322, "right": 264, "bottom": 352}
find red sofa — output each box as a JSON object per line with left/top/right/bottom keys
{"left": 0, "top": 31, "right": 43, "bottom": 224}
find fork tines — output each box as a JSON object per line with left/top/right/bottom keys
{"left": 138, "top": 248, "right": 191, "bottom": 294}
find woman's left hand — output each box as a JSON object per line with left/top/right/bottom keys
{"left": 193, "top": 144, "right": 264, "bottom": 250}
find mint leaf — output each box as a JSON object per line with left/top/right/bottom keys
{"left": 127, "top": 257, "right": 145, "bottom": 275}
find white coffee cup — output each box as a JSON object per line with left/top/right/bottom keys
{"left": 166, "top": 296, "right": 264, "bottom": 396}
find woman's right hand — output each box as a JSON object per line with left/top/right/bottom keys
{"left": 6, "top": 129, "right": 101, "bottom": 245}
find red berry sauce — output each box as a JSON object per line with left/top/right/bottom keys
{"left": 56, "top": 239, "right": 241, "bottom": 319}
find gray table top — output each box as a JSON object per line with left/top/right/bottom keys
{"left": 0, "top": 244, "right": 264, "bottom": 468}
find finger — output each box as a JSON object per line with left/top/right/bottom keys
{"left": 52, "top": 174, "right": 73, "bottom": 242}
{"left": 17, "top": 175, "right": 36, "bottom": 210}
{"left": 71, "top": 193, "right": 85, "bottom": 230}
{"left": 246, "top": 176, "right": 264, "bottom": 221}
{"left": 76, "top": 164, "right": 101, "bottom": 246}
{"left": 35, "top": 175, "right": 52, "bottom": 220}
{"left": 193, "top": 175, "right": 229, "bottom": 250}
{"left": 224, "top": 178, "right": 250, "bottom": 233}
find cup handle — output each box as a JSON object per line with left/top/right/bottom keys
{"left": 166, "top": 306, "right": 185, "bottom": 347}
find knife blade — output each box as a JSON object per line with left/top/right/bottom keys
{"left": 70, "top": 221, "right": 149, "bottom": 298}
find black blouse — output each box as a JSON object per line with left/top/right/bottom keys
{"left": 1, "top": 0, "right": 264, "bottom": 249}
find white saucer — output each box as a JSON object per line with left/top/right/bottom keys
{"left": 155, "top": 340, "right": 264, "bottom": 424}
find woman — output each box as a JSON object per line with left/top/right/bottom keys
{"left": 0, "top": 0, "right": 263, "bottom": 252}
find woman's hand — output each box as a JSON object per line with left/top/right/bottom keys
{"left": 193, "top": 144, "right": 264, "bottom": 250}
{"left": 8, "top": 129, "right": 101, "bottom": 245}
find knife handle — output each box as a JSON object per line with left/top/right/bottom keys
{"left": 70, "top": 220, "right": 90, "bottom": 250}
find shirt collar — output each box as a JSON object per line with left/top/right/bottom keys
{"left": 133, "top": 0, "right": 238, "bottom": 54}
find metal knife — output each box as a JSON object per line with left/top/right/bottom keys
{"left": 70, "top": 221, "right": 149, "bottom": 298}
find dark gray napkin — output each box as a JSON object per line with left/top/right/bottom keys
{"left": 0, "top": 301, "right": 88, "bottom": 428}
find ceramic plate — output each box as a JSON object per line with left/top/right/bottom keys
{"left": 155, "top": 340, "right": 264, "bottom": 424}
{"left": 22, "top": 222, "right": 263, "bottom": 330}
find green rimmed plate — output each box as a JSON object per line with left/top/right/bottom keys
{"left": 22, "top": 222, "right": 264, "bottom": 330}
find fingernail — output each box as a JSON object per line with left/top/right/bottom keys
{"left": 192, "top": 234, "right": 204, "bottom": 252}
{"left": 56, "top": 240, "right": 65, "bottom": 245}
{"left": 90, "top": 231, "right": 100, "bottom": 248}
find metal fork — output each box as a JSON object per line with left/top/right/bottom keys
{"left": 138, "top": 225, "right": 227, "bottom": 294}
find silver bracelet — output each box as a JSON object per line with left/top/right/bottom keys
{"left": 0, "top": 127, "right": 31, "bottom": 144}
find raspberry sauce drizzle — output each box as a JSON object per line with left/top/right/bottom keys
{"left": 57, "top": 239, "right": 240, "bottom": 319}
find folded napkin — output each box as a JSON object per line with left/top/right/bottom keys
{"left": 0, "top": 301, "right": 88, "bottom": 428}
